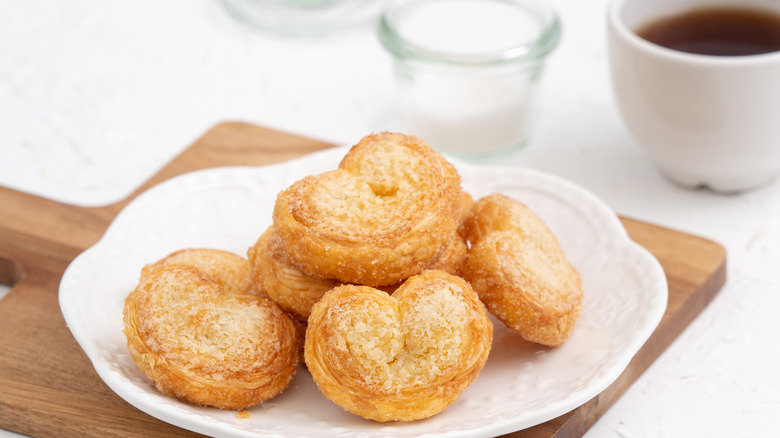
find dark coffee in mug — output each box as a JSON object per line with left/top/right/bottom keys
{"left": 636, "top": 7, "right": 780, "bottom": 56}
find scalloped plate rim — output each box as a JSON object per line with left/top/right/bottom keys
{"left": 59, "top": 148, "right": 667, "bottom": 438}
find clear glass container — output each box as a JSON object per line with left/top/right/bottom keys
{"left": 220, "top": 0, "right": 385, "bottom": 37}
{"left": 378, "top": 0, "right": 560, "bottom": 158}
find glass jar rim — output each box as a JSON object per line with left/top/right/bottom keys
{"left": 378, "top": 0, "right": 561, "bottom": 65}
{"left": 220, "top": 0, "right": 383, "bottom": 37}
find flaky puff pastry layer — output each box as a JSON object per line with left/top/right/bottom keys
{"left": 248, "top": 225, "right": 469, "bottom": 321}
{"left": 460, "top": 193, "right": 583, "bottom": 347}
{"left": 304, "top": 270, "right": 493, "bottom": 422}
{"left": 123, "top": 263, "right": 301, "bottom": 410}
{"left": 272, "top": 132, "right": 463, "bottom": 287}
{"left": 140, "top": 248, "right": 259, "bottom": 296}
{"left": 248, "top": 226, "right": 340, "bottom": 322}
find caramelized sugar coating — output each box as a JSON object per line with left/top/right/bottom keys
{"left": 460, "top": 193, "right": 583, "bottom": 347}
{"left": 248, "top": 227, "right": 340, "bottom": 322}
{"left": 304, "top": 270, "right": 493, "bottom": 422}
{"left": 272, "top": 132, "right": 463, "bottom": 287}
{"left": 459, "top": 190, "right": 474, "bottom": 218}
{"left": 140, "top": 248, "right": 257, "bottom": 296}
{"left": 123, "top": 264, "right": 301, "bottom": 410}
{"left": 425, "top": 233, "right": 468, "bottom": 275}
{"left": 248, "top": 225, "right": 467, "bottom": 322}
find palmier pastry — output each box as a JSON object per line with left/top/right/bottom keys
{"left": 123, "top": 263, "right": 301, "bottom": 410}
{"left": 304, "top": 270, "right": 493, "bottom": 422}
{"left": 248, "top": 226, "right": 340, "bottom": 322}
{"left": 249, "top": 225, "right": 468, "bottom": 320}
{"left": 425, "top": 233, "right": 468, "bottom": 275}
{"left": 272, "top": 132, "right": 463, "bottom": 287}
{"left": 140, "top": 248, "right": 257, "bottom": 296}
{"left": 459, "top": 190, "right": 474, "bottom": 218}
{"left": 460, "top": 193, "right": 583, "bottom": 347}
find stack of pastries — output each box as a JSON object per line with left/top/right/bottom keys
{"left": 122, "top": 132, "right": 583, "bottom": 422}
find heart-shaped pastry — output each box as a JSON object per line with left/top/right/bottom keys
{"left": 123, "top": 263, "right": 301, "bottom": 410}
{"left": 459, "top": 193, "right": 583, "bottom": 347}
{"left": 304, "top": 270, "right": 493, "bottom": 422}
{"left": 272, "top": 132, "right": 463, "bottom": 287}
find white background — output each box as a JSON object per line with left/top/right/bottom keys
{"left": 2, "top": 0, "right": 779, "bottom": 437}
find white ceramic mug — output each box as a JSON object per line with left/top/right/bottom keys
{"left": 608, "top": 0, "right": 780, "bottom": 192}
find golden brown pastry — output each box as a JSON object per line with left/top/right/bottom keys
{"left": 304, "top": 270, "right": 493, "bottom": 422}
{"left": 424, "top": 233, "right": 468, "bottom": 275}
{"left": 123, "top": 263, "right": 301, "bottom": 410}
{"left": 272, "top": 132, "right": 463, "bottom": 287}
{"left": 460, "top": 190, "right": 474, "bottom": 219}
{"left": 140, "top": 248, "right": 257, "bottom": 296}
{"left": 459, "top": 193, "right": 583, "bottom": 347}
{"left": 421, "top": 191, "right": 471, "bottom": 275}
{"left": 247, "top": 226, "right": 340, "bottom": 322}
{"left": 249, "top": 222, "right": 467, "bottom": 321}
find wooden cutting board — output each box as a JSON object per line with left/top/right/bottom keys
{"left": 0, "top": 122, "right": 727, "bottom": 438}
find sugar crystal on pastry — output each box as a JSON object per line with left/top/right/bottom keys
{"left": 140, "top": 248, "right": 258, "bottom": 296}
{"left": 304, "top": 270, "right": 492, "bottom": 422}
{"left": 247, "top": 226, "right": 339, "bottom": 322}
{"left": 123, "top": 252, "right": 301, "bottom": 410}
{"left": 460, "top": 193, "right": 583, "bottom": 347}
{"left": 272, "top": 132, "right": 463, "bottom": 287}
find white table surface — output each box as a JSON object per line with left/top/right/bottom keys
{"left": 2, "top": 1, "right": 779, "bottom": 437}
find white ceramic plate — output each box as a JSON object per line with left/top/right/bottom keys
{"left": 59, "top": 146, "right": 667, "bottom": 438}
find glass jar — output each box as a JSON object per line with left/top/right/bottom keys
{"left": 378, "top": 0, "right": 560, "bottom": 158}
{"left": 220, "top": 0, "right": 384, "bottom": 37}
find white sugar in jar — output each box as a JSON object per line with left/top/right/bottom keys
{"left": 379, "top": 0, "right": 560, "bottom": 158}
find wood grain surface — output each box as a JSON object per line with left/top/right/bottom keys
{"left": 0, "top": 122, "right": 727, "bottom": 438}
